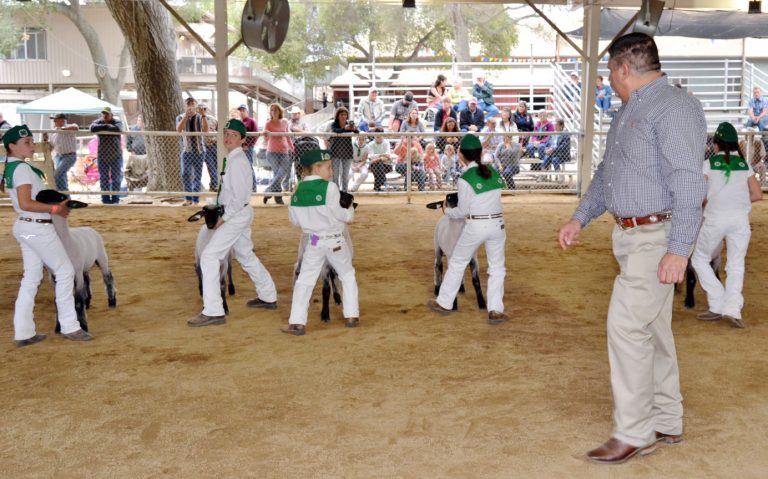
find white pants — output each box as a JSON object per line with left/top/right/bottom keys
{"left": 289, "top": 234, "right": 358, "bottom": 325}
{"left": 349, "top": 163, "right": 369, "bottom": 192}
{"left": 436, "top": 218, "right": 506, "bottom": 312}
{"left": 608, "top": 223, "right": 681, "bottom": 447}
{"left": 200, "top": 208, "right": 276, "bottom": 317}
{"left": 691, "top": 216, "right": 751, "bottom": 319}
{"left": 12, "top": 220, "right": 81, "bottom": 340}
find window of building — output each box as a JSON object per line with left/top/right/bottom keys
{"left": 6, "top": 28, "right": 47, "bottom": 60}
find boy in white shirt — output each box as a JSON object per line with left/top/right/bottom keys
{"left": 282, "top": 149, "right": 358, "bottom": 336}
{"left": 188, "top": 119, "right": 278, "bottom": 327}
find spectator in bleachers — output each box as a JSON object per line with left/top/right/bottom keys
{"left": 480, "top": 117, "right": 502, "bottom": 163}
{"left": 437, "top": 116, "right": 461, "bottom": 154}
{"left": 541, "top": 118, "right": 571, "bottom": 173}
{"left": 564, "top": 72, "right": 581, "bottom": 102}
{"left": 460, "top": 97, "right": 485, "bottom": 132}
{"left": 526, "top": 111, "right": 554, "bottom": 166}
{"left": 596, "top": 76, "right": 613, "bottom": 115}
{"left": 389, "top": 91, "right": 419, "bottom": 133}
{"left": 745, "top": 86, "right": 768, "bottom": 131}
{"left": 472, "top": 75, "right": 500, "bottom": 118}
{"left": 91, "top": 106, "right": 124, "bottom": 205}
{"left": 238, "top": 104, "right": 259, "bottom": 191}
{"left": 329, "top": 106, "right": 358, "bottom": 192}
{"left": 357, "top": 88, "right": 385, "bottom": 132}
{"left": 176, "top": 98, "right": 208, "bottom": 205}
{"left": 394, "top": 136, "right": 426, "bottom": 191}
{"left": 289, "top": 106, "right": 307, "bottom": 133}
{"left": 200, "top": 105, "right": 219, "bottom": 191}
{"left": 363, "top": 128, "right": 393, "bottom": 192}
{"left": 447, "top": 78, "right": 472, "bottom": 113}
{"left": 513, "top": 101, "right": 534, "bottom": 150}
{"left": 433, "top": 97, "right": 458, "bottom": 132}
{"left": 399, "top": 108, "right": 425, "bottom": 134}
{"left": 495, "top": 133, "right": 521, "bottom": 189}
{"left": 263, "top": 103, "right": 293, "bottom": 205}
{"left": 45, "top": 113, "right": 79, "bottom": 192}
{"left": 427, "top": 74, "right": 448, "bottom": 109}
{"left": 497, "top": 107, "right": 519, "bottom": 139}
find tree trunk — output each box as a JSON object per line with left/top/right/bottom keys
{"left": 451, "top": 5, "right": 470, "bottom": 64}
{"left": 105, "top": 0, "right": 183, "bottom": 191}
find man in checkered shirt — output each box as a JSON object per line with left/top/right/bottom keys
{"left": 559, "top": 33, "right": 707, "bottom": 465}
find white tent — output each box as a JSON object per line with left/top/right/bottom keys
{"left": 16, "top": 87, "right": 123, "bottom": 115}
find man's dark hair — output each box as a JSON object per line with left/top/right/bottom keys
{"left": 185, "top": 97, "right": 196, "bottom": 105}
{"left": 556, "top": 119, "right": 565, "bottom": 128}
{"left": 608, "top": 32, "right": 661, "bottom": 74}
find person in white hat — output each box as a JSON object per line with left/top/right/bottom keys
{"left": 288, "top": 106, "right": 307, "bottom": 133}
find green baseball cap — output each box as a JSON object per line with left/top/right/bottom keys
{"left": 101, "top": 106, "right": 112, "bottom": 114}
{"left": 459, "top": 134, "right": 482, "bottom": 150}
{"left": 2, "top": 124, "right": 33, "bottom": 149}
{"left": 224, "top": 119, "right": 247, "bottom": 138}
{"left": 300, "top": 149, "right": 332, "bottom": 167}
{"left": 714, "top": 122, "right": 738, "bottom": 143}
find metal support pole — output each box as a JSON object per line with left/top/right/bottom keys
{"left": 577, "top": 3, "right": 601, "bottom": 196}
{"left": 214, "top": 1, "right": 229, "bottom": 174}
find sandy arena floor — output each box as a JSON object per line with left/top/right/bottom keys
{"left": 1, "top": 195, "right": 766, "bottom": 478}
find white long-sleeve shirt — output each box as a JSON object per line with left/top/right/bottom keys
{"left": 445, "top": 163, "right": 504, "bottom": 219}
{"left": 288, "top": 175, "right": 354, "bottom": 234}
{"left": 218, "top": 146, "right": 252, "bottom": 221}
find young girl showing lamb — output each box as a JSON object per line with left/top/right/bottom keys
{"left": 426, "top": 134, "right": 509, "bottom": 325}
{"left": 423, "top": 142, "right": 443, "bottom": 190}
{"left": 187, "top": 119, "right": 278, "bottom": 327}
{"left": 1, "top": 125, "right": 92, "bottom": 346}
{"left": 282, "top": 149, "right": 358, "bottom": 336}
{"left": 691, "top": 122, "right": 763, "bottom": 328}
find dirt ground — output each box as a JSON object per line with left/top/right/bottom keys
{"left": 1, "top": 195, "right": 767, "bottom": 479}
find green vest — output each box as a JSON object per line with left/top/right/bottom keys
{"left": 2, "top": 160, "right": 45, "bottom": 189}
{"left": 709, "top": 154, "right": 748, "bottom": 172}
{"left": 461, "top": 166, "right": 505, "bottom": 194}
{"left": 291, "top": 178, "right": 329, "bottom": 207}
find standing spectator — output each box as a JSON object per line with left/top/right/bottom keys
{"left": 437, "top": 117, "right": 461, "bottom": 154}
{"left": 200, "top": 104, "right": 219, "bottom": 191}
{"left": 322, "top": 91, "right": 328, "bottom": 109}
{"left": 427, "top": 74, "right": 448, "bottom": 109}
{"left": 513, "top": 101, "right": 535, "bottom": 150}
{"left": 423, "top": 142, "right": 442, "bottom": 190}
{"left": 541, "top": 119, "right": 571, "bottom": 173}
{"left": 564, "top": 72, "right": 582, "bottom": 102}
{"left": 473, "top": 75, "right": 500, "bottom": 118}
{"left": 45, "top": 113, "right": 79, "bottom": 191}
{"left": 176, "top": 98, "right": 208, "bottom": 205}
{"left": 745, "top": 86, "right": 768, "bottom": 131}
{"left": 526, "top": 111, "right": 555, "bottom": 162}
{"left": 357, "top": 88, "right": 385, "bottom": 132}
{"left": 0, "top": 112, "right": 11, "bottom": 141}
{"left": 495, "top": 133, "right": 521, "bottom": 189}
{"left": 558, "top": 32, "right": 707, "bottom": 465}
{"left": 399, "top": 108, "right": 425, "bottom": 134}
{"left": 389, "top": 91, "right": 419, "bottom": 133}
{"left": 238, "top": 104, "right": 259, "bottom": 191}
{"left": 447, "top": 79, "right": 472, "bottom": 113}
{"left": 329, "top": 107, "right": 357, "bottom": 192}
{"left": 596, "top": 75, "right": 614, "bottom": 114}
{"left": 460, "top": 97, "right": 485, "bottom": 132}
{"left": 288, "top": 106, "right": 308, "bottom": 133}
{"left": 125, "top": 114, "right": 149, "bottom": 191}
{"left": 90, "top": 106, "right": 124, "bottom": 204}
{"left": 393, "top": 136, "right": 426, "bottom": 191}
{"left": 433, "top": 97, "right": 458, "bottom": 133}
{"left": 441, "top": 143, "right": 460, "bottom": 186}
{"left": 263, "top": 103, "right": 293, "bottom": 205}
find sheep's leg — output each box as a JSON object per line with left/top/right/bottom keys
{"left": 434, "top": 249, "right": 444, "bottom": 297}
{"left": 73, "top": 287, "right": 89, "bottom": 332}
{"left": 83, "top": 271, "right": 92, "bottom": 309}
{"left": 329, "top": 268, "right": 342, "bottom": 305}
{"left": 684, "top": 260, "right": 696, "bottom": 309}
{"left": 469, "top": 257, "right": 487, "bottom": 310}
{"left": 196, "top": 263, "right": 204, "bottom": 297}
{"left": 104, "top": 270, "right": 117, "bottom": 308}
{"left": 227, "top": 258, "right": 235, "bottom": 296}
{"left": 321, "top": 269, "right": 331, "bottom": 323}
{"left": 220, "top": 277, "right": 229, "bottom": 315}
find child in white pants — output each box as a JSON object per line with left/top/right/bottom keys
{"left": 691, "top": 122, "right": 762, "bottom": 328}
{"left": 283, "top": 149, "right": 358, "bottom": 336}
{"left": 426, "top": 134, "right": 508, "bottom": 324}
{"left": 2, "top": 125, "right": 92, "bottom": 346}
{"left": 187, "top": 119, "right": 277, "bottom": 327}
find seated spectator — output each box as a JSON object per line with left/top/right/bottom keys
{"left": 745, "top": 86, "right": 768, "bottom": 131}
{"left": 541, "top": 118, "right": 571, "bottom": 172}
{"left": 358, "top": 128, "right": 392, "bottom": 192}
{"left": 513, "top": 101, "right": 534, "bottom": 149}
{"left": 495, "top": 134, "right": 521, "bottom": 190}
{"left": 423, "top": 142, "right": 442, "bottom": 190}
{"left": 526, "top": 111, "right": 555, "bottom": 165}
{"left": 460, "top": 97, "right": 485, "bottom": 132}
{"left": 399, "top": 108, "right": 425, "bottom": 134}
{"left": 595, "top": 76, "right": 613, "bottom": 114}
{"left": 480, "top": 117, "right": 502, "bottom": 163}
{"left": 126, "top": 114, "right": 149, "bottom": 190}
{"left": 357, "top": 88, "right": 385, "bottom": 132}
{"left": 497, "top": 107, "right": 518, "bottom": 138}
{"left": 427, "top": 74, "right": 448, "bottom": 110}
{"left": 472, "top": 75, "right": 500, "bottom": 118}
{"left": 447, "top": 78, "right": 472, "bottom": 113}
{"left": 389, "top": 91, "right": 419, "bottom": 133}
{"left": 441, "top": 143, "right": 460, "bottom": 186}
{"left": 433, "top": 97, "right": 458, "bottom": 132}
{"left": 436, "top": 116, "right": 461, "bottom": 153}
{"left": 393, "top": 136, "right": 426, "bottom": 191}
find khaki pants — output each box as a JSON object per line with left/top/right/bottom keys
{"left": 607, "top": 222, "right": 682, "bottom": 447}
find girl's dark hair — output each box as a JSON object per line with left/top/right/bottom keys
{"left": 459, "top": 146, "right": 491, "bottom": 179}
{"left": 333, "top": 107, "right": 349, "bottom": 124}
{"left": 434, "top": 74, "right": 447, "bottom": 88}
{"left": 441, "top": 118, "right": 458, "bottom": 132}
{"left": 713, "top": 138, "right": 745, "bottom": 165}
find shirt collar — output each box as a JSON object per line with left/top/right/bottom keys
{"left": 632, "top": 73, "right": 667, "bottom": 102}
{"left": 464, "top": 162, "right": 478, "bottom": 170}
{"left": 304, "top": 174, "right": 321, "bottom": 180}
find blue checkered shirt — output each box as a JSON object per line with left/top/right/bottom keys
{"left": 573, "top": 75, "right": 707, "bottom": 257}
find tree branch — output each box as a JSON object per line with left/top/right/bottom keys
{"left": 404, "top": 26, "right": 438, "bottom": 62}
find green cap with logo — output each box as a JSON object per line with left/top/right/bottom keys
{"left": 101, "top": 106, "right": 112, "bottom": 114}
{"left": 301, "top": 149, "right": 332, "bottom": 167}
{"left": 714, "top": 122, "right": 738, "bottom": 143}
{"left": 459, "top": 134, "right": 482, "bottom": 151}
{"left": 224, "top": 119, "right": 247, "bottom": 139}
{"left": 2, "top": 124, "right": 33, "bottom": 149}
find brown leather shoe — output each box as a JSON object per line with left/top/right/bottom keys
{"left": 426, "top": 299, "right": 452, "bottom": 316}
{"left": 345, "top": 317, "right": 359, "bottom": 328}
{"left": 281, "top": 324, "right": 306, "bottom": 336}
{"left": 724, "top": 315, "right": 745, "bottom": 328}
{"left": 487, "top": 311, "right": 510, "bottom": 325}
{"left": 655, "top": 431, "right": 683, "bottom": 444}
{"left": 60, "top": 329, "right": 93, "bottom": 341}
{"left": 697, "top": 310, "right": 722, "bottom": 321}
{"left": 15, "top": 333, "right": 47, "bottom": 348}
{"left": 187, "top": 313, "right": 226, "bottom": 327}
{"left": 586, "top": 437, "right": 656, "bottom": 465}
{"left": 246, "top": 298, "right": 278, "bottom": 310}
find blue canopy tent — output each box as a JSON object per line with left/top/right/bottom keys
{"left": 16, "top": 87, "right": 124, "bottom": 130}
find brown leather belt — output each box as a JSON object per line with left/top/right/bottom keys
{"left": 468, "top": 213, "right": 504, "bottom": 220}
{"left": 614, "top": 212, "right": 671, "bottom": 230}
{"left": 19, "top": 217, "right": 53, "bottom": 224}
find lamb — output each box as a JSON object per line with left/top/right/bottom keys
{"left": 427, "top": 193, "right": 486, "bottom": 310}
{"left": 188, "top": 206, "right": 235, "bottom": 314}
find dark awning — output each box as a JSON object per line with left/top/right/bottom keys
{"left": 568, "top": 8, "right": 768, "bottom": 40}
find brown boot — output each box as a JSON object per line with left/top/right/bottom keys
{"left": 345, "top": 317, "right": 359, "bottom": 328}
{"left": 187, "top": 313, "right": 226, "bottom": 327}
{"left": 426, "top": 299, "right": 452, "bottom": 316}
{"left": 281, "top": 324, "right": 306, "bottom": 336}
{"left": 487, "top": 311, "right": 511, "bottom": 325}
{"left": 15, "top": 333, "right": 47, "bottom": 348}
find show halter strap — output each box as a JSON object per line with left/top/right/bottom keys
{"left": 215, "top": 157, "right": 227, "bottom": 205}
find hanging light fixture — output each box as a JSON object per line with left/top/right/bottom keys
{"left": 748, "top": 0, "right": 761, "bottom": 13}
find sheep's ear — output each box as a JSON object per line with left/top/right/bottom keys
{"left": 187, "top": 211, "right": 205, "bottom": 222}
{"left": 426, "top": 201, "right": 443, "bottom": 210}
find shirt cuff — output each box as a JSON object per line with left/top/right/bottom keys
{"left": 667, "top": 240, "right": 693, "bottom": 258}
{"left": 571, "top": 210, "right": 592, "bottom": 228}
